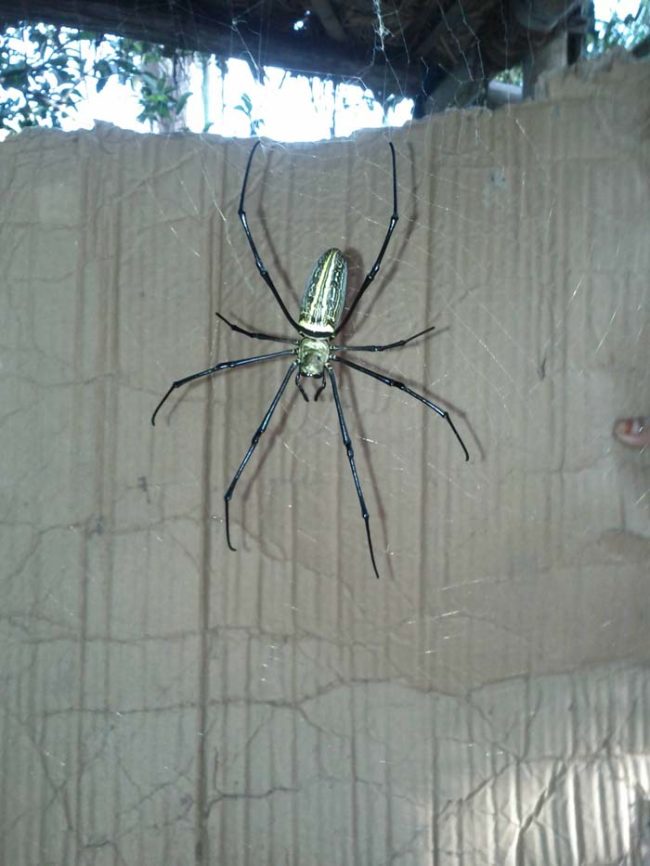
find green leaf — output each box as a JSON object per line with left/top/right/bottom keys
{"left": 175, "top": 91, "right": 191, "bottom": 112}
{"left": 94, "top": 58, "right": 112, "bottom": 78}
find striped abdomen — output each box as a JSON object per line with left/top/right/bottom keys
{"left": 298, "top": 248, "right": 348, "bottom": 333}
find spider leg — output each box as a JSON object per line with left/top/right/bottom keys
{"left": 224, "top": 362, "right": 297, "bottom": 551}
{"left": 294, "top": 370, "right": 326, "bottom": 402}
{"left": 238, "top": 143, "right": 305, "bottom": 336}
{"left": 334, "top": 324, "right": 436, "bottom": 353}
{"left": 216, "top": 312, "right": 295, "bottom": 345}
{"left": 313, "top": 372, "right": 327, "bottom": 401}
{"left": 333, "top": 142, "right": 399, "bottom": 337}
{"left": 295, "top": 370, "right": 309, "bottom": 402}
{"left": 151, "top": 349, "right": 295, "bottom": 426}
{"left": 327, "top": 367, "right": 380, "bottom": 579}
{"left": 333, "top": 356, "right": 469, "bottom": 462}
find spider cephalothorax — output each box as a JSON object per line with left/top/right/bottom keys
{"left": 152, "top": 142, "right": 469, "bottom": 578}
{"left": 296, "top": 336, "right": 330, "bottom": 377}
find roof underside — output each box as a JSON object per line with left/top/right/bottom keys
{"left": 1, "top": 0, "right": 588, "bottom": 105}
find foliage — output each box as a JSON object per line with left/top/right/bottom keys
{"left": 588, "top": 0, "right": 650, "bottom": 54}
{"left": 108, "top": 39, "right": 193, "bottom": 128}
{"left": 0, "top": 23, "right": 193, "bottom": 132}
{"left": 494, "top": 66, "right": 523, "bottom": 87}
{"left": 1, "top": 25, "right": 87, "bottom": 129}
{"left": 233, "top": 92, "right": 264, "bottom": 135}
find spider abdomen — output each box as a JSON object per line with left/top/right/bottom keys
{"left": 298, "top": 248, "right": 347, "bottom": 333}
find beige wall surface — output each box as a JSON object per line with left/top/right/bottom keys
{"left": 1, "top": 54, "right": 649, "bottom": 864}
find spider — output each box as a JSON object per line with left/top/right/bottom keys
{"left": 152, "top": 141, "right": 469, "bottom": 578}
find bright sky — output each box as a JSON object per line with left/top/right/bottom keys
{"left": 74, "top": 57, "right": 413, "bottom": 142}
{"left": 598, "top": 0, "right": 642, "bottom": 15}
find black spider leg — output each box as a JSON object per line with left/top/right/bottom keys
{"left": 224, "top": 362, "right": 297, "bottom": 551}
{"left": 334, "top": 324, "right": 436, "bottom": 353}
{"left": 295, "top": 370, "right": 309, "bottom": 403}
{"left": 333, "top": 142, "right": 399, "bottom": 337}
{"left": 294, "top": 369, "right": 326, "bottom": 403}
{"left": 216, "top": 313, "right": 294, "bottom": 346}
{"left": 238, "top": 143, "right": 322, "bottom": 339}
{"left": 332, "top": 357, "right": 470, "bottom": 462}
{"left": 327, "top": 367, "right": 380, "bottom": 579}
{"left": 151, "top": 349, "right": 295, "bottom": 426}
{"left": 313, "top": 372, "right": 327, "bottom": 401}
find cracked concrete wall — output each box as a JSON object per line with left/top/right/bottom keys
{"left": 1, "top": 54, "right": 649, "bottom": 864}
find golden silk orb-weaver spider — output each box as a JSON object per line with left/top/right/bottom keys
{"left": 152, "top": 141, "right": 469, "bottom": 578}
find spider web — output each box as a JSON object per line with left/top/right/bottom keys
{"left": 136, "top": 11, "right": 647, "bottom": 859}
{"left": 2, "top": 3, "right": 649, "bottom": 865}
